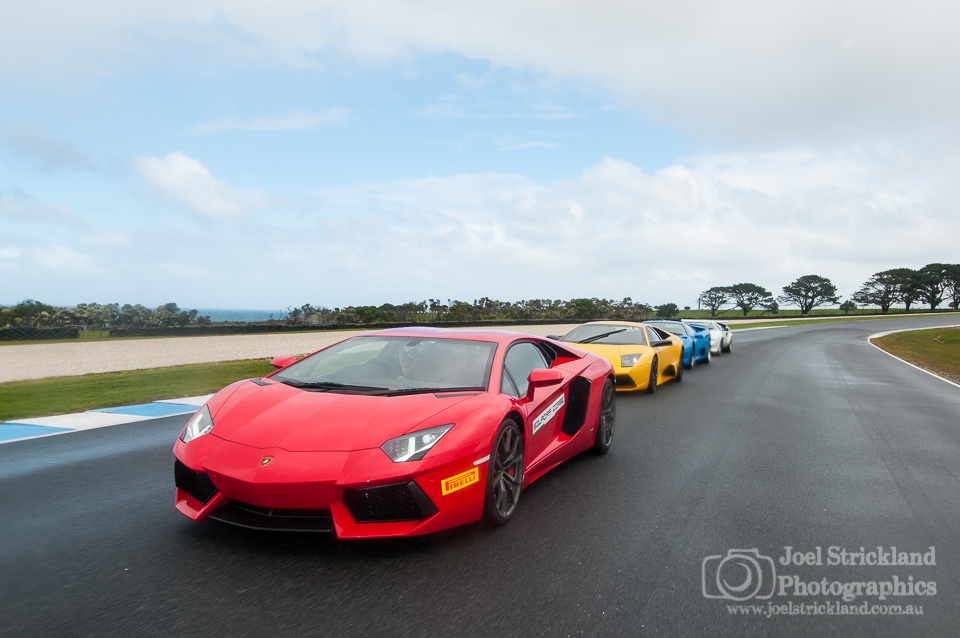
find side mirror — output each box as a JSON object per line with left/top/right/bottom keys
{"left": 651, "top": 339, "right": 673, "bottom": 347}
{"left": 526, "top": 368, "right": 563, "bottom": 400}
{"left": 546, "top": 335, "right": 562, "bottom": 340}
{"left": 270, "top": 355, "right": 297, "bottom": 369}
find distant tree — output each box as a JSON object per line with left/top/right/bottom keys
{"left": 729, "top": 283, "right": 774, "bottom": 316}
{"left": 565, "top": 298, "right": 598, "bottom": 321}
{"left": 699, "top": 286, "right": 733, "bottom": 317}
{"left": 655, "top": 303, "right": 679, "bottom": 318}
{"left": 10, "top": 299, "right": 56, "bottom": 327}
{"left": 195, "top": 315, "right": 212, "bottom": 326}
{"left": 153, "top": 303, "right": 181, "bottom": 326}
{"left": 778, "top": 275, "right": 840, "bottom": 315}
{"left": 761, "top": 299, "right": 780, "bottom": 315}
{"left": 839, "top": 300, "right": 857, "bottom": 314}
{"left": 943, "top": 264, "right": 960, "bottom": 309}
{"left": 116, "top": 303, "right": 152, "bottom": 326}
{"left": 917, "top": 263, "right": 950, "bottom": 310}
{"left": 80, "top": 303, "right": 119, "bottom": 335}
{"left": 888, "top": 268, "right": 921, "bottom": 311}
{"left": 176, "top": 309, "right": 198, "bottom": 326}
{"left": 852, "top": 270, "right": 905, "bottom": 314}
{"left": 446, "top": 300, "right": 476, "bottom": 322}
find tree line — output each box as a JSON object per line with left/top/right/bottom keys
{"left": 2, "top": 297, "right": 673, "bottom": 329}
{"left": 283, "top": 297, "right": 668, "bottom": 325}
{"left": 698, "top": 264, "right": 960, "bottom": 317}
{"left": 4, "top": 263, "right": 958, "bottom": 330}
{"left": 0, "top": 301, "right": 212, "bottom": 332}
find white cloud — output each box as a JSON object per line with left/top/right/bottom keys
{"left": 187, "top": 107, "right": 349, "bottom": 135}
{"left": 136, "top": 151, "right": 273, "bottom": 219}
{"left": 297, "top": 150, "right": 958, "bottom": 306}
{"left": 7, "top": 148, "right": 955, "bottom": 309}
{"left": 3, "top": 2, "right": 959, "bottom": 147}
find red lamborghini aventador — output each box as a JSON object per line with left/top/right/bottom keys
{"left": 173, "top": 327, "right": 615, "bottom": 538}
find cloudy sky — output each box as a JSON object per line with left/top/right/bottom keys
{"left": 2, "top": 1, "right": 958, "bottom": 311}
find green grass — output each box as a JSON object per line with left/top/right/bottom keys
{"left": 681, "top": 308, "right": 955, "bottom": 321}
{"left": 731, "top": 313, "right": 960, "bottom": 330}
{"left": 0, "top": 359, "right": 276, "bottom": 422}
{"left": 0, "top": 327, "right": 338, "bottom": 347}
{"left": 872, "top": 328, "right": 960, "bottom": 385}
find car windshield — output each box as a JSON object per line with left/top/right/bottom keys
{"left": 561, "top": 324, "right": 646, "bottom": 345}
{"left": 271, "top": 336, "right": 497, "bottom": 394}
{"left": 647, "top": 322, "right": 687, "bottom": 336}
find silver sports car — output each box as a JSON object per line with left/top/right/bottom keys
{"left": 682, "top": 319, "right": 732, "bottom": 354}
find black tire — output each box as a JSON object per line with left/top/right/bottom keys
{"left": 647, "top": 356, "right": 658, "bottom": 394}
{"left": 722, "top": 341, "right": 732, "bottom": 354}
{"left": 593, "top": 379, "right": 616, "bottom": 454}
{"left": 704, "top": 344, "right": 711, "bottom": 364}
{"left": 483, "top": 418, "right": 524, "bottom": 526}
{"left": 684, "top": 346, "right": 694, "bottom": 369}
{"left": 675, "top": 353, "right": 684, "bottom": 382}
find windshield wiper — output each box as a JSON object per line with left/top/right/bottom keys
{"left": 371, "top": 386, "right": 484, "bottom": 397}
{"left": 279, "top": 379, "right": 388, "bottom": 392}
{"left": 578, "top": 329, "right": 627, "bottom": 344}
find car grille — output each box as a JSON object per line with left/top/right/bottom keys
{"left": 208, "top": 501, "right": 334, "bottom": 533}
{"left": 343, "top": 481, "right": 438, "bottom": 523}
{"left": 174, "top": 460, "right": 218, "bottom": 504}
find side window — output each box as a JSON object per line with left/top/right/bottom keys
{"left": 501, "top": 342, "right": 548, "bottom": 397}
{"left": 645, "top": 327, "right": 661, "bottom": 345}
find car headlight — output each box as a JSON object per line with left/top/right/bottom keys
{"left": 380, "top": 424, "right": 454, "bottom": 462}
{"left": 620, "top": 353, "right": 643, "bottom": 368}
{"left": 180, "top": 405, "right": 214, "bottom": 443}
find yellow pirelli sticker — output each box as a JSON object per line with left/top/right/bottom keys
{"left": 441, "top": 467, "right": 479, "bottom": 495}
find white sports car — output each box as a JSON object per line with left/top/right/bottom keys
{"left": 682, "top": 319, "right": 732, "bottom": 354}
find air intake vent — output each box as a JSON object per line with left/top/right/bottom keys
{"left": 343, "top": 481, "right": 438, "bottom": 523}
{"left": 174, "top": 460, "right": 218, "bottom": 504}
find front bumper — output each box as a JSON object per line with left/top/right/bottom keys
{"left": 612, "top": 363, "right": 651, "bottom": 391}
{"left": 174, "top": 435, "right": 491, "bottom": 538}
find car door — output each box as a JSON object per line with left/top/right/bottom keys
{"left": 690, "top": 324, "right": 707, "bottom": 356}
{"left": 646, "top": 326, "right": 675, "bottom": 379}
{"left": 500, "top": 341, "right": 568, "bottom": 466}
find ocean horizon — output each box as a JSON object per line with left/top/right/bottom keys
{"left": 193, "top": 308, "right": 286, "bottom": 323}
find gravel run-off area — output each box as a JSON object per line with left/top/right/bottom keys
{"left": 3, "top": 313, "right": 938, "bottom": 383}
{"left": 0, "top": 325, "right": 582, "bottom": 383}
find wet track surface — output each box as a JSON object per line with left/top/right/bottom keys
{"left": 2, "top": 317, "right": 959, "bottom": 636}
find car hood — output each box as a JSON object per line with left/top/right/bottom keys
{"left": 566, "top": 342, "right": 648, "bottom": 360}
{"left": 207, "top": 379, "right": 476, "bottom": 452}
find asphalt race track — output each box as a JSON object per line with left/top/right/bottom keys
{"left": 2, "top": 316, "right": 959, "bottom": 637}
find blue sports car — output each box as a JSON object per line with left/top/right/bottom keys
{"left": 645, "top": 320, "right": 711, "bottom": 368}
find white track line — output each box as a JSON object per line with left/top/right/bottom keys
{"left": 868, "top": 325, "right": 960, "bottom": 391}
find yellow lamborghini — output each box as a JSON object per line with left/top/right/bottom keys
{"left": 553, "top": 321, "right": 685, "bottom": 393}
